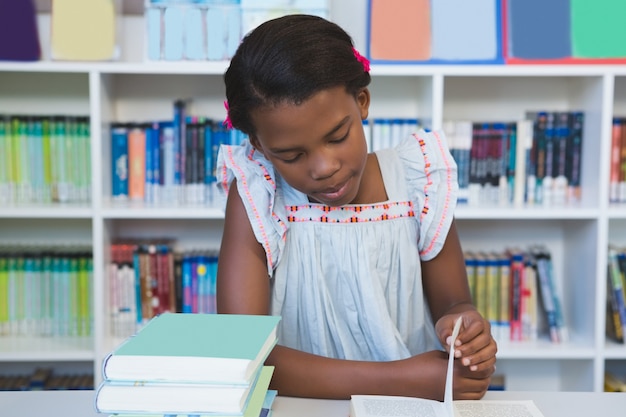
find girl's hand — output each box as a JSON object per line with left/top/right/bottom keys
{"left": 436, "top": 310, "right": 498, "bottom": 373}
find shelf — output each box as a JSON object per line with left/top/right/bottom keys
{"left": 497, "top": 339, "right": 596, "bottom": 360}
{"left": 455, "top": 205, "right": 600, "bottom": 220}
{"left": 100, "top": 203, "right": 225, "bottom": 219}
{"left": 0, "top": 336, "right": 94, "bottom": 362}
{"left": 0, "top": 204, "right": 93, "bottom": 219}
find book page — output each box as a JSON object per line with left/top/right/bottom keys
{"left": 444, "top": 316, "right": 463, "bottom": 416}
{"left": 351, "top": 315, "right": 546, "bottom": 417}
{"left": 350, "top": 396, "right": 447, "bottom": 417}
{"left": 454, "top": 400, "right": 545, "bottom": 417}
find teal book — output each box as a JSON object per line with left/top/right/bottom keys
{"left": 98, "top": 365, "right": 274, "bottom": 416}
{"left": 102, "top": 313, "right": 281, "bottom": 385}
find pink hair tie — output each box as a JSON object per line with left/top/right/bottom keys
{"left": 352, "top": 47, "right": 370, "bottom": 73}
{"left": 223, "top": 100, "right": 233, "bottom": 130}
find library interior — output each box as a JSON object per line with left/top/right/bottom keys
{"left": 1, "top": 1, "right": 626, "bottom": 416}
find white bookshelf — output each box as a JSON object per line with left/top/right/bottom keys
{"left": 2, "top": 0, "right": 626, "bottom": 394}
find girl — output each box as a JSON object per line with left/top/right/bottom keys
{"left": 216, "top": 14, "right": 497, "bottom": 400}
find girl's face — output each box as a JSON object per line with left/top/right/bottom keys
{"left": 250, "top": 86, "right": 370, "bottom": 206}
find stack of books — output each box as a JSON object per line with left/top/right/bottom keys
{"left": 94, "top": 313, "right": 281, "bottom": 417}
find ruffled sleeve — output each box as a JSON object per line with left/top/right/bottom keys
{"left": 397, "top": 129, "right": 458, "bottom": 261}
{"left": 216, "top": 139, "right": 289, "bottom": 276}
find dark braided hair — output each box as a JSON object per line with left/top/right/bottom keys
{"left": 224, "top": 14, "right": 371, "bottom": 136}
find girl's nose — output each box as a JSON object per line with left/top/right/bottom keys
{"left": 309, "top": 148, "right": 340, "bottom": 181}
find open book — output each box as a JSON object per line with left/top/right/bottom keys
{"left": 350, "top": 317, "right": 545, "bottom": 417}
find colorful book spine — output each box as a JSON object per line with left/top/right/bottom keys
{"left": 128, "top": 125, "right": 146, "bottom": 201}
{"left": 111, "top": 123, "right": 129, "bottom": 200}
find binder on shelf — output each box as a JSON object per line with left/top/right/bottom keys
{"left": 0, "top": 0, "right": 40, "bottom": 61}
{"left": 367, "top": 0, "right": 503, "bottom": 64}
{"left": 50, "top": 0, "right": 120, "bottom": 61}
{"left": 505, "top": 0, "right": 571, "bottom": 60}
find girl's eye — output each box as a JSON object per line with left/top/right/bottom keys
{"left": 282, "top": 154, "right": 302, "bottom": 163}
{"left": 331, "top": 130, "right": 350, "bottom": 144}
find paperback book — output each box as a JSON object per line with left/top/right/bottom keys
{"left": 350, "top": 317, "right": 545, "bottom": 417}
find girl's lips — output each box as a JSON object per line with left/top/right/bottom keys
{"left": 316, "top": 180, "right": 350, "bottom": 203}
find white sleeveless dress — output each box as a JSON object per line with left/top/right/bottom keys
{"left": 217, "top": 129, "right": 458, "bottom": 361}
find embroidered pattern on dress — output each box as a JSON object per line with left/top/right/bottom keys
{"left": 285, "top": 201, "right": 415, "bottom": 223}
{"left": 245, "top": 148, "right": 288, "bottom": 241}
{"left": 223, "top": 146, "right": 276, "bottom": 269}
{"left": 417, "top": 131, "right": 454, "bottom": 258}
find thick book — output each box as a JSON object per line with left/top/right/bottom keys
{"left": 96, "top": 365, "right": 274, "bottom": 415}
{"left": 102, "top": 313, "right": 281, "bottom": 384}
{"left": 350, "top": 318, "right": 545, "bottom": 417}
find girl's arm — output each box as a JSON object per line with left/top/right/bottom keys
{"left": 217, "top": 180, "right": 451, "bottom": 400}
{"left": 421, "top": 219, "right": 498, "bottom": 398}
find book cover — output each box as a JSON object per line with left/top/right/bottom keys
{"left": 102, "top": 313, "right": 281, "bottom": 385}
{"left": 97, "top": 365, "right": 275, "bottom": 416}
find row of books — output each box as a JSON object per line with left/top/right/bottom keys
{"left": 606, "top": 245, "right": 626, "bottom": 343}
{"left": 111, "top": 100, "right": 245, "bottom": 206}
{"left": 466, "top": 246, "right": 567, "bottom": 344}
{"left": 610, "top": 117, "right": 626, "bottom": 203}
{"left": 363, "top": 118, "right": 422, "bottom": 152}
{"left": 0, "top": 247, "right": 93, "bottom": 337}
{"left": 95, "top": 313, "right": 280, "bottom": 417}
{"left": 446, "top": 111, "right": 584, "bottom": 206}
{"left": 110, "top": 242, "right": 219, "bottom": 339}
{"left": 0, "top": 114, "right": 91, "bottom": 205}
{"left": 0, "top": 368, "right": 93, "bottom": 391}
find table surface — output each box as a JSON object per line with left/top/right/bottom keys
{"left": 1, "top": 389, "right": 626, "bottom": 417}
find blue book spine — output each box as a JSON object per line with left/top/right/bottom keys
{"left": 144, "top": 124, "right": 153, "bottom": 204}
{"left": 181, "top": 254, "right": 192, "bottom": 313}
{"left": 132, "top": 250, "right": 142, "bottom": 327}
{"left": 151, "top": 122, "right": 161, "bottom": 204}
{"left": 111, "top": 124, "right": 129, "bottom": 199}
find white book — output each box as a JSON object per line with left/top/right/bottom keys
{"left": 350, "top": 317, "right": 545, "bottom": 417}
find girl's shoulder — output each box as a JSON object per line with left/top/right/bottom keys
{"left": 394, "top": 129, "right": 459, "bottom": 260}
{"left": 217, "top": 140, "right": 288, "bottom": 275}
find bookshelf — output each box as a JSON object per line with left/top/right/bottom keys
{"left": 2, "top": 1, "right": 626, "bottom": 394}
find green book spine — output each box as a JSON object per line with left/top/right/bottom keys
{"left": 19, "top": 118, "right": 30, "bottom": 203}
{"left": 15, "top": 255, "right": 25, "bottom": 335}
{"left": 55, "top": 117, "right": 67, "bottom": 202}
{"left": 62, "top": 117, "right": 74, "bottom": 203}
{"left": 51, "top": 256, "right": 63, "bottom": 336}
{"left": 23, "top": 254, "right": 35, "bottom": 335}
{"left": 0, "top": 117, "right": 7, "bottom": 203}
{"left": 49, "top": 117, "right": 59, "bottom": 202}
{"left": 0, "top": 255, "right": 8, "bottom": 334}
{"left": 77, "top": 255, "right": 90, "bottom": 336}
{"left": 42, "top": 118, "right": 52, "bottom": 203}
{"left": 41, "top": 253, "right": 53, "bottom": 336}
{"left": 79, "top": 118, "right": 91, "bottom": 202}
{"left": 32, "top": 255, "right": 43, "bottom": 335}
{"left": 7, "top": 254, "right": 18, "bottom": 335}
{"left": 11, "top": 118, "right": 22, "bottom": 203}
{"left": 32, "top": 118, "right": 45, "bottom": 203}
{"left": 69, "top": 255, "right": 79, "bottom": 336}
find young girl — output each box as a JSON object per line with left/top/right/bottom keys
{"left": 216, "top": 14, "right": 497, "bottom": 401}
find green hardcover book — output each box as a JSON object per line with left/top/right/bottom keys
{"left": 102, "top": 313, "right": 281, "bottom": 385}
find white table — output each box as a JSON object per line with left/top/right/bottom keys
{"left": 1, "top": 389, "right": 625, "bottom": 417}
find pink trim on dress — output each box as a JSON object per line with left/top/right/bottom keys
{"left": 418, "top": 131, "right": 454, "bottom": 258}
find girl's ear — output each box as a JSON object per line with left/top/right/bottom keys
{"left": 357, "top": 88, "right": 371, "bottom": 120}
